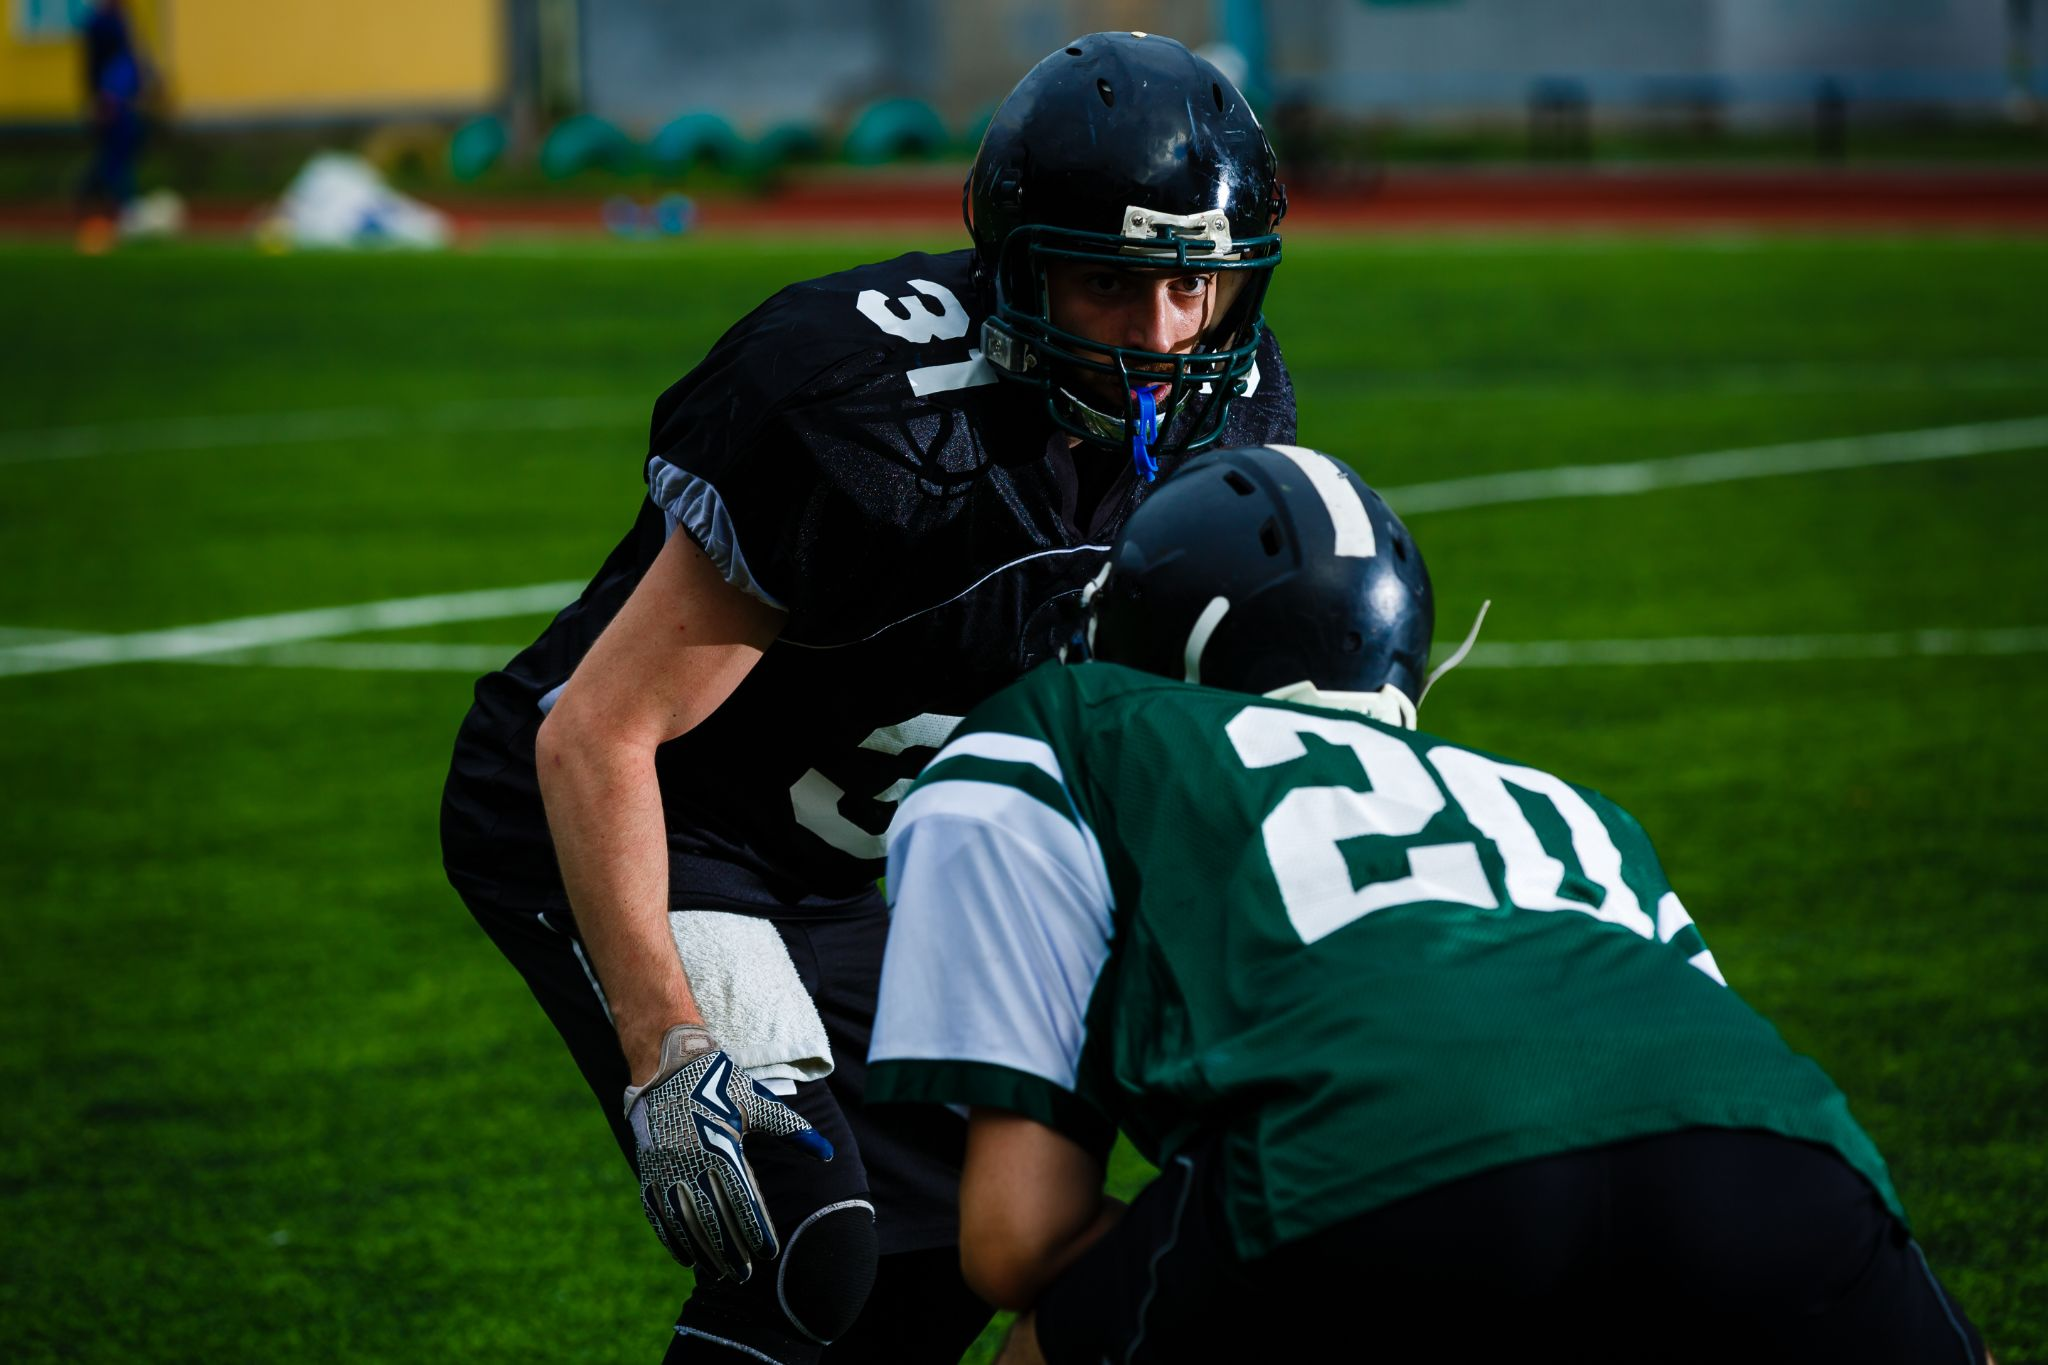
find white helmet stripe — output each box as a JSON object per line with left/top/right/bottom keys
{"left": 1269, "top": 444, "right": 1376, "bottom": 559}
{"left": 1184, "top": 596, "right": 1232, "bottom": 685}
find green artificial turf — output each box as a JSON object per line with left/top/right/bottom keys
{"left": 1, "top": 233, "right": 2042, "bottom": 1361}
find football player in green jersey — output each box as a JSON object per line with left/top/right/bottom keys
{"left": 868, "top": 445, "right": 1993, "bottom": 1364}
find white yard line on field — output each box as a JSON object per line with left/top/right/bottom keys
{"left": 1383, "top": 414, "right": 2048, "bottom": 514}
{"left": 190, "top": 641, "right": 524, "bottom": 672}
{"left": 0, "top": 582, "right": 583, "bottom": 678}
{"left": 174, "top": 626, "right": 2048, "bottom": 672}
{"left": 0, "top": 626, "right": 92, "bottom": 646}
{"left": 6, "top": 413, "right": 2047, "bottom": 682}
{"left": 7, "top": 617, "right": 2047, "bottom": 681}
{"left": 1460, "top": 627, "right": 2048, "bottom": 670}
{"left": 1310, "top": 356, "right": 2048, "bottom": 403}
{"left": 0, "top": 396, "right": 641, "bottom": 466}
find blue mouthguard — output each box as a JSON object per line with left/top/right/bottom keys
{"left": 1131, "top": 387, "right": 1160, "bottom": 483}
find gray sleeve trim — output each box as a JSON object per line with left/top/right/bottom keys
{"left": 645, "top": 455, "right": 787, "bottom": 611}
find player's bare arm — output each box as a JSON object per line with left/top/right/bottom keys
{"left": 535, "top": 530, "right": 785, "bottom": 1083}
{"left": 991, "top": 1309, "right": 1049, "bottom": 1365}
{"left": 959, "top": 1109, "right": 1123, "bottom": 1311}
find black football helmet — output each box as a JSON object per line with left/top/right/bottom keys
{"left": 966, "top": 32, "right": 1285, "bottom": 471}
{"left": 1085, "top": 445, "right": 1434, "bottom": 722}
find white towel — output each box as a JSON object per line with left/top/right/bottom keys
{"left": 667, "top": 910, "right": 834, "bottom": 1089}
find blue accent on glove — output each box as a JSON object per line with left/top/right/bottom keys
{"left": 1131, "top": 387, "right": 1160, "bottom": 483}
{"left": 752, "top": 1078, "right": 835, "bottom": 1160}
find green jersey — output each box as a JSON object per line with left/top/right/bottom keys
{"left": 868, "top": 662, "right": 1902, "bottom": 1258}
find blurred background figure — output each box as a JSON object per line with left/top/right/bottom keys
{"left": 76, "top": 0, "right": 148, "bottom": 251}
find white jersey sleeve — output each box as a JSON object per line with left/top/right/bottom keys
{"left": 873, "top": 775, "right": 1114, "bottom": 1096}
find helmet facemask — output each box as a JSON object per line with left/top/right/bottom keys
{"left": 979, "top": 210, "right": 1281, "bottom": 474}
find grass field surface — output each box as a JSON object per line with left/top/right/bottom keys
{"left": 2, "top": 232, "right": 2043, "bottom": 1361}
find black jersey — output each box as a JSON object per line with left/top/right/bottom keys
{"left": 442, "top": 247, "right": 1297, "bottom": 917}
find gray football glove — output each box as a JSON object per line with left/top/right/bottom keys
{"left": 626, "top": 1024, "right": 834, "bottom": 1283}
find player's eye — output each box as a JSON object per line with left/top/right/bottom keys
{"left": 1171, "top": 274, "right": 1213, "bottom": 297}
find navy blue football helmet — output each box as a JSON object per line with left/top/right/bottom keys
{"left": 1085, "top": 445, "right": 1434, "bottom": 722}
{"left": 966, "top": 33, "right": 1285, "bottom": 464}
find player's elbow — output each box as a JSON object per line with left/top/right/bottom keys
{"left": 959, "top": 1111, "right": 1111, "bottom": 1311}
{"left": 959, "top": 1231, "right": 1052, "bottom": 1312}
{"left": 533, "top": 693, "right": 619, "bottom": 798}
{"left": 533, "top": 700, "right": 582, "bottom": 783}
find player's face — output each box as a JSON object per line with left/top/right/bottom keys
{"left": 1044, "top": 261, "right": 1234, "bottom": 409}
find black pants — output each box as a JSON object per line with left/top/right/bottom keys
{"left": 463, "top": 893, "right": 992, "bottom": 1363}
{"left": 81, "top": 104, "right": 142, "bottom": 214}
{"left": 1034, "top": 1127, "right": 1987, "bottom": 1365}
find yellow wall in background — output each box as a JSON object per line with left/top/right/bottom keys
{"left": 0, "top": 0, "right": 503, "bottom": 123}
{"left": 0, "top": 2, "right": 166, "bottom": 122}
{"left": 166, "top": 0, "right": 504, "bottom": 118}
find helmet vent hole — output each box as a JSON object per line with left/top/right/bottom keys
{"left": 1343, "top": 630, "right": 1364, "bottom": 654}
{"left": 1066, "top": 46, "right": 1084, "bottom": 56}
{"left": 1212, "top": 82, "right": 1226, "bottom": 112}
{"left": 1097, "top": 79, "right": 1115, "bottom": 107}
{"left": 1223, "top": 470, "right": 1255, "bottom": 496}
{"left": 1392, "top": 536, "right": 1408, "bottom": 561}
{"left": 1258, "top": 517, "right": 1283, "bottom": 556}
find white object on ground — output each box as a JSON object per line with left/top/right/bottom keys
{"left": 118, "top": 189, "right": 185, "bottom": 239}
{"left": 264, "top": 153, "right": 450, "bottom": 249}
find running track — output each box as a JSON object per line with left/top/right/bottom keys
{"left": 5, "top": 166, "right": 2048, "bottom": 237}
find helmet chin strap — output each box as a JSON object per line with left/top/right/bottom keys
{"left": 1260, "top": 597, "right": 1492, "bottom": 728}
{"left": 1264, "top": 679, "right": 1419, "bottom": 730}
{"left": 1054, "top": 382, "right": 1177, "bottom": 473}
{"left": 1421, "top": 599, "right": 1492, "bottom": 703}
{"left": 1054, "top": 385, "right": 1123, "bottom": 444}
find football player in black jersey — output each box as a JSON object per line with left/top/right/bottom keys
{"left": 440, "top": 32, "right": 1296, "bottom": 1364}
